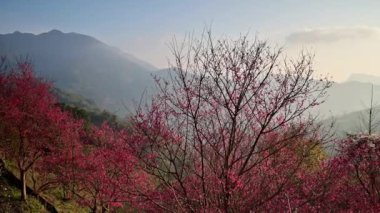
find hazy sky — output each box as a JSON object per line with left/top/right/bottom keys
{"left": 1, "top": 0, "right": 380, "bottom": 82}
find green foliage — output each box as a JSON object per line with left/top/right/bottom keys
{"left": 52, "top": 88, "right": 97, "bottom": 110}
{"left": 21, "top": 197, "right": 47, "bottom": 213}
{"left": 0, "top": 176, "right": 21, "bottom": 199}
{"left": 53, "top": 87, "right": 130, "bottom": 130}
{"left": 58, "top": 102, "right": 123, "bottom": 129}
{"left": 53, "top": 87, "right": 120, "bottom": 126}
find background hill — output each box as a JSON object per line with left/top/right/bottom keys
{"left": 2, "top": 30, "right": 380, "bottom": 120}
{"left": 320, "top": 74, "right": 380, "bottom": 139}
{"left": 321, "top": 105, "right": 380, "bottom": 139}
{"left": 316, "top": 81, "right": 380, "bottom": 118}
{"left": 0, "top": 30, "right": 157, "bottom": 116}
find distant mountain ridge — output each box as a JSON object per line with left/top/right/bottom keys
{"left": 315, "top": 73, "right": 380, "bottom": 119}
{"left": 319, "top": 73, "right": 380, "bottom": 139}
{"left": 321, "top": 104, "right": 380, "bottom": 139}
{"left": 347, "top": 73, "right": 380, "bottom": 85}
{"left": 0, "top": 30, "right": 157, "bottom": 116}
{"left": 316, "top": 81, "right": 380, "bottom": 118}
{"left": 2, "top": 29, "right": 380, "bottom": 119}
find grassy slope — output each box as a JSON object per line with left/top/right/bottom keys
{"left": 2, "top": 160, "right": 88, "bottom": 213}
{"left": 0, "top": 162, "right": 47, "bottom": 213}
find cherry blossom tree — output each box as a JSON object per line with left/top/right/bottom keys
{"left": 32, "top": 112, "right": 84, "bottom": 198}
{"left": 0, "top": 62, "right": 79, "bottom": 201}
{"left": 321, "top": 135, "right": 380, "bottom": 211}
{"left": 131, "top": 32, "right": 331, "bottom": 211}
{"left": 0, "top": 61, "right": 151, "bottom": 210}
{"left": 73, "top": 123, "right": 150, "bottom": 212}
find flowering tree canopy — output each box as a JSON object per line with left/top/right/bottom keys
{"left": 131, "top": 32, "right": 332, "bottom": 211}
{"left": 0, "top": 62, "right": 83, "bottom": 200}
{"left": 322, "top": 135, "right": 380, "bottom": 211}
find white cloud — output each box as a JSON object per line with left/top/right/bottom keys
{"left": 286, "top": 26, "right": 380, "bottom": 44}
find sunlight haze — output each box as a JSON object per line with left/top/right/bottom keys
{"left": 1, "top": 0, "right": 380, "bottom": 82}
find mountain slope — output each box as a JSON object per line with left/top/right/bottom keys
{"left": 321, "top": 105, "right": 380, "bottom": 139}
{"left": 316, "top": 81, "right": 380, "bottom": 118}
{"left": 0, "top": 30, "right": 157, "bottom": 116}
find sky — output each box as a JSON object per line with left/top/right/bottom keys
{"left": 1, "top": 0, "right": 380, "bottom": 82}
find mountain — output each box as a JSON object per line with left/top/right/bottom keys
{"left": 347, "top": 73, "right": 380, "bottom": 85}
{"left": 2, "top": 29, "right": 380, "bottom": 119}
{"left": 321, "top": 105, "right": 380, "bottom": 139}
{"left": 0, "top": 30, "right": 157, "bottom": 116}
{"left": 315, "top": 81, "right": 380, "bottom": 118}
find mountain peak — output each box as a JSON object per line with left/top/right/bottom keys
{"left": 38, "top": 29, "right": 64, "bottom": 36}
{"left": 0, "top": 30, "right": 157, "bottom": 116}
{"left": 47, "top": 29, "right": 63, "bottom": 34}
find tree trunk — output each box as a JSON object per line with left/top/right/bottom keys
{"left": 20, "top": 170, "right": 27, "bottom": 201}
